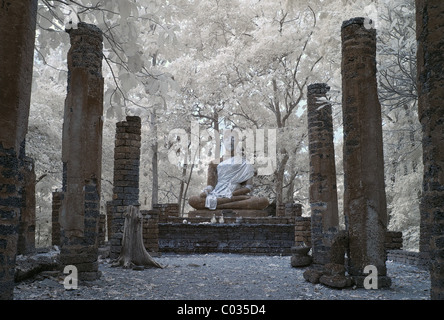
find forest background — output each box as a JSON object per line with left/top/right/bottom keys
{"left": 29, "top": 0, "right": 421, "bottom": 250}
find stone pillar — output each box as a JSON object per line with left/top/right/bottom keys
{"left": 0, "top": 0, "right": 37, "bottom": 300}
{"left": 51, "top": 191, "right": 63, "bottom": 247}
{"left": 60, "top": 23, "right": 104, "bottom": 281}
{"left": 341, "top": 18, "right": 390, "bottom": 288}
{"left": 416, "top": 0, "right": 444, "bottom": 300}
{"left": 307, "top": 83, "right": 339, "bottom": 266}
{"left": 17, "top": 157, "right": 36, "bottom": 255}
{"left": 98, "top": 214, "right": 106, "bottom": 246}
{"left": 294, "top": 216, "right": 311, "bottom": 247}
{"left": 109, "top": 116, "right": 141, "bottom": 259}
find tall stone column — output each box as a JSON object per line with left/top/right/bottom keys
{"left": 0, "top": 0, "right": 37, "bottom": 300}
{"left": 416, "top": 0, "right": 444, "bottom": 300}
{"left": 307, "top": 83, "right": 339, "bottom": 266}
{"left": 109, "top": 116, "right": 141, "bottom": 259}
{"left": 341, "top": 18, "right": 390, "bottom": 288}
{"left": 60, "top": 23, "right": 104, "bottom": 281}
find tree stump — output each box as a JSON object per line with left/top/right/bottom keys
{"left": 112, "top": 206, "right": 163, "bottom": 269}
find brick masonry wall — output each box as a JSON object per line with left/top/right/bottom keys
{"left": 387, "top": 250, "right": 429, "bottom": 270}
{"left": 51, "top": 191, "right": 63, "bottom": 246}
{"left": 158, "top": 222, "right": 295, "bottom": 255}
{"left": 17, "top": 156, "right": 36, "bottom": 255}
{"left": 385, "top": 231, "right": 403, "bottom": 250}
{"left": 295, "top": 217, "right": 312, "bottom": 247}
{"left": 141, "top": 210, "right": 159, "bottom": 253}
{"left": 109, "top": 116, "right": 141, "bottom": 259}
{"left": 154, "top": 203, "right": 179, "bottom": 222}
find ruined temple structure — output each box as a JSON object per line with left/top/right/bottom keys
{"left": 341, "top": 17, "right": 391, "bottom": 288}
{"left": 108, "top": 116, "right": 142, "bottom": 259}
{"left": 307, "top": 83, "right": 339, "bottom": 266}
{"left": 0, "top": 0, "right": 38, "bottom": 300}
{"left": 416, "top": 0, "right": 444, "bottom": 300}
{"left": 59, "top": 23, "right": 104, "bottom": 281}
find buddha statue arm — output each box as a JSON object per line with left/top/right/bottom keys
{"left": 232, "top": 177, "right": 254, "bottom": 196}
{"left": 207, "top": 161, "right": 218, "bottom": 189}
{"left": 199, "top": 161, "right": 218, "bottom": 197}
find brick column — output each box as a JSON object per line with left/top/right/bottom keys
{"left": 341, "top": 18, "right": 390, "bottom": 288}
{"left": 109, "top": 116, "right": 141, "bottom": 259}
{"left": 51, "top": 191, "right": 64, "bottom": 247}
{"left": 307, "top": 83, "right": 339, "bottom": 266}
{"left": 17, "top": 157, "right": 36, "bottom": 255}
{"left": 294, "top": 217, "right": 311, "bottom": 247}
{"left": 60, "top": 23, "right": 104, "bottom": 281}
{"left": 416, "top": 0, "right": 444, "bottom": 300}
{"left": 141, "top": 210, "right": 159, "bottom": 253}
{"left": 0, "top": 0, "right": 37, "bottom": 300}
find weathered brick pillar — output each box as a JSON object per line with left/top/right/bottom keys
{"left": 416, "top": 0, "right": 444, "bottom": 300}
{"left": 17, "top": 157, "right": 36, "bottom": 255}
{"left": 294, "top": 216, "right": 312, "bottom": 247}
{"left": 51, "top": 191, "right": 63, "bottom": 246}
{"left": 0, "top": 0, "right": 37, "bottom": 300}
{"left": 341, "top": 18, "right": 390, "bottom": 288}
{"left": 60, "top": 23, "right": 104, "bottom": 281}
{"left": 141, "top": 210, "right": 159, "bottom": 253}
{"left": 307, "top": 83, "right": 339, "bottom": 266}
{"left": 109, "top": 116, "right": 141, "bottom": 259}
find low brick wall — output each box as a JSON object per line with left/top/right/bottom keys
{"left": 158, "top": 222, "right": 295, "bottom": 255}
{"left": 385, "top": 231, "right": 403, "bottom": 250}
{"left": 387, "top": 250, "right": 429, "bottom": 269}
{"left": 141, "top": 210, "right": 159, "bottom": 253}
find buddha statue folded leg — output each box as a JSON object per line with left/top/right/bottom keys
{"left": 189, "top": 195, "right": 269, "bottom": 211}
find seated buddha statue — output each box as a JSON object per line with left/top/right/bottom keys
{"left": 188, "top": 130, "right": 269, "bottom": 211}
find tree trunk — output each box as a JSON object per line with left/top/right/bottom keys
{"left": 178, "top": 166, "right": 187, "bottom": 215}
{"left": 151, "top": 110, "right": 159, "bottom": 208}
{"left": 275, "top": 148, "right": 289, "bottom": 211}
{"left": 112, "top": 206, "right": 163, "bottom": 269}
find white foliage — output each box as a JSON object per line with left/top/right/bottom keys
{"left": 28, "top": 0, "right": 421, "bottom": 248}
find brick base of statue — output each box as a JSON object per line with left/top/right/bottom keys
{"left": 188, "top": 209, "right": 270, "bottom": 218}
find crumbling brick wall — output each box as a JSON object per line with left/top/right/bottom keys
{"left": 158, "top": 218, "right": 295, "bottom": 255}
